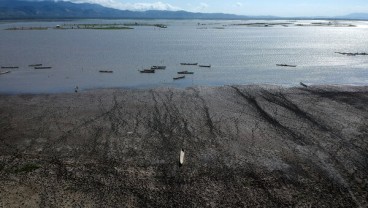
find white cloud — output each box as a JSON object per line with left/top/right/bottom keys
{"left": 194, "top": 2, "right": 209, "bottom": 12}
{"left": 236, "top": 2, "right": 242, "bottom": 7}
{"left": 62, "top": 0, "right": 180, "bottom": 11}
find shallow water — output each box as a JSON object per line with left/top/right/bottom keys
{"left": 0, "top": 19, "right": 368, "bottom": 93}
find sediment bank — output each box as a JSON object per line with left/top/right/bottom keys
{"left": 0, "top": 85, "right": 367, "bottom": 207}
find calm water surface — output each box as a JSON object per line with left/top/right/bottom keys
{"left": 0, "top": 19, "right": 368, "bottom": 93}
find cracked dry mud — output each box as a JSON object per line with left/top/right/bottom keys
{"left": 0, "top": 85, "right": 367, "bottom": 207}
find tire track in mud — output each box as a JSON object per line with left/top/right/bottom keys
{"left": 0, "top": 110, "right": 13, "bottom": 135}
{"left": 148, "top": 90, "right": 174, "bottom": 140}
{"left": 1, "top": 86, "right": 367, "bottom": 207}
{"left": 291, "top": 88, "right": 368, "bottom": 172}
{"left": 146, "top": 89, "right": 198, "bottom": 179}
{"left": 231, "top": 86, "right": 312, "bottom": 146}
{"left": 103, "top": 92, "right": 133, "bottom": 137}
{"left": 148, "top": 90, "right": 196, "bottom": 143}
{"left": 231, "top": 86, "right": 364, "bottom": 207}
{"left": 258, "top": 89, "right": 368, "bottom": 166}
{"left": 42, "top": 91, "right": 131, "bottom": 158}
{"left": 259, "top": 89, "right": 330, "bottom": 132}
{"left": 301, "top": 88, "right": 368, "bottom": 157}
{"left": 189, "top": 88, "right": 218, "bottom": 137}
{"left": 302, "top": 88, "right": 368, "bottom": 111}
{"left": 41, "top": 111, "right": 109, "bottom": 156}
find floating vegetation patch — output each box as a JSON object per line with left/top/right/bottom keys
{"left": 59, "top": 24, "right": 134, "bottom": 30}
{"left": 4, "top": 24, "right": 135, "bottom": 30}
{"left": 230, "top": 21, "right": 356, "bottom": 28}
{"left": 123, "top": 23, "right": 168, "bottom": 28}
{"left": 5, "top": 27, "right": 48, "bottom": 30}
{"left": 86, "top": 26, "right": 133, "bottom": 30}
{"left": 295, "top": 22, "right": 355, "bottom": 27}
{"left": 154, "top": 24, "right": 167, "bottom": 28}
{"left": 231, "top": 22, "right": 293, "bottom": 27}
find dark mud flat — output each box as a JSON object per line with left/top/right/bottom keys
{"left": 0, "top": 85, "right": 367, "bottom": 207}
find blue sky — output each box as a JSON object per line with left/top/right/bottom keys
{"left": 63, "top": 0, "right": 368, "bottom": 16}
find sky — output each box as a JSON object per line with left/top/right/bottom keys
{"left": 44, "top": 0, "right": 368, "bottom": 17}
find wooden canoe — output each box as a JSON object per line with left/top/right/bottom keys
{"left": 35, "top": 66, "right": 52, "bottom": 69}
{"left": 199, "top": 65, "right": 211, "bottom": 68}
{"left": 179, "top": 149, "right": 185, "bottom": 165}
{"left": 173, "top": 75, "right": 185, "bottom": 80}
{"left": 178, "top": 71, "right": 194, "bottom": 74}
{"left": 0, "top": 71, "right": 10, "bottom": 75}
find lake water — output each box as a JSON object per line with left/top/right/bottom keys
{"left": 0, "top": 19, "right": 368, "bottom": 93}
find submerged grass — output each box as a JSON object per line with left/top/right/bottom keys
{"left": 61, "top": 24, "right": 135, "bottom": 30}
{"left": 5, "top": 23, "right": 169, "bottom": 31}
{"left": 5, "top": 27, "right": 48, "bottom": 30}
{"left": 85, "top": 27, "right": 134, "bottom": 30}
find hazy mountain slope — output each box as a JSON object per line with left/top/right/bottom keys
{"left": 0, "top": 0, "right": 246, "bottom": 19}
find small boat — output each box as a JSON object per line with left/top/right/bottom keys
{"left": 335, "top": 52, "right": 368, "bottom": 56}
{"left": 0, "top": 71, "right": 10, "bottom": 75}
{"left": 180, "top": 63, "right": 198, "bottom": 65}
{"left": 179, "top": 149, "right": 185, "bottom": 166}
{"left": 276, "top": 64, "right": 297, "bottom": 67}
{"left": 151, "top": 66, "right": 166, "bottom": 70}
{"left": 199, "top": 64, "right": 211, "bottom": 68}
{"left": 140, "top": 69, "right": 155, "bottom": 73}
{"left": 173, "top": 75, "right": 185, "bottom": 80}
{"left": 1, "top": 66, "right": 19, "bottom": 69}
{"left": 35, "top": 66, "right": 52, "bottom": 69}
{"left": 300, "top": 82, "right": 308, "bottom": 88}
{"left": 99, "top": 70, "right": 113, "bottom": 73}
{"left": 177, "top": 71, "right": 194, "bottom": 74}
{"left": 29, "top": 64, "right": 42, "bottom": 67}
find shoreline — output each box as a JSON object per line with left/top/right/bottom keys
{"left": 1, "top": 84, "right": 367, "bottom": 207}
{"left": 0, "top": 83, "right": 367, "bottom": 96}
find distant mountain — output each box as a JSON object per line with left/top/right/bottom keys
{"left": 0, "top": 0, "right": 136, "bottom": 19}
{"left": 1, "top": 0, "right": 366, "bottom": 20}
{"left": 0, "top": 0, "right": 248, "bottom": 19}
{"left": 337, "top": 13, "right": 368, "bottom": 20}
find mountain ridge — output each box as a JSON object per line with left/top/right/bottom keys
{"left": 0, "top": 0, "right": 367, "bottom": 20}
{"left": 0, "top": 0, "right": 249, "bottom": 19}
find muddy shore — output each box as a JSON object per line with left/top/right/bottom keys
{"left": 0, "top": 85, "right": 367, "bottom": 207}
